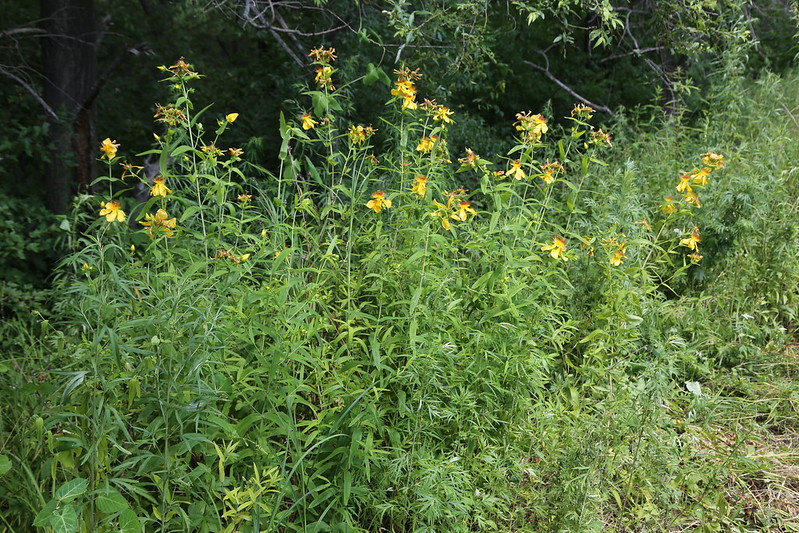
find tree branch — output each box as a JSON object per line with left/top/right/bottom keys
{"left": 523, "top": 58, "right": 614, "bottom": 116}
{"left": 0, "top": 66, "right": 58, "bottom": 119}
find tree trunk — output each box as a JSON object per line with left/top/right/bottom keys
{"left": 40, "top": 0, "right": 97, "bottom": 214}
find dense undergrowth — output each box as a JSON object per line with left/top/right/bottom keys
{"left": 1, "top": 52, "right": 798, "bottom": 532}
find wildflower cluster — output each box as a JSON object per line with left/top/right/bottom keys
{"left": 430, "top": 189, "right": 475, "bottom": 230}
{"left": 421, "top": 99, "right": 454, "bottom": 125}
{"left": 602, "top": 236, "right": 627, "bottom": 266}
{"left": 157, "top": 57, "right": 201, "bottom": 81}
{"left": 659, "top": 152, "right": 724, "bottom": 263}
{"left": 140, "top": 209, "right": 177, "bottom": 238}
{"left": 348, "top": 124, "right": 377, "bottom": 145}
{"left": 514, "top": 112, "right": 549, "bottom": 143}
{"left": 309, "top": 47, "right": 337, "bottom": 91}
{"left": 154, "top": 104, "right": 187, "bottom": 127}
{"left": 670, "top": 152, "right": 724, "bottom": 209}
{"left": 391, "top": 67, "right": 422, "bottom": 111}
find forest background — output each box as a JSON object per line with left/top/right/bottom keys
{"left": 1, "top": 0, "right": 799, "bottom": 532}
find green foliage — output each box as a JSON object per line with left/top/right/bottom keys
{"left": 2, "top": 52, "right": 799, "bottom": 533}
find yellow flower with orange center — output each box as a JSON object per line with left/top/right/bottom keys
{"left": 433, "top": 105, "right": 454, "bottom": 124}
{"left": 661, "top": 196, "right": 678, "bottom": 214}
{"left": 507, "top": 160, "right": 526, "bottom": 180}
{"left": 691, "top": 167, "right": 710, "bottom": 186}
{"left": 571, "top": 104, "right": 595, "bottom": 119}
{"left": 100, "top": 138, "right": 120, "bottom": 160}
{"left": 308, "top": 47, "right": 337, "bottom": 63}
{"left": 431, "top": 199, "right": 453, "bottom": 230}
{"left": 140, "top": 208, "right": 177, "bottom": 238}
{"left": 676, "top": 173, "right": 693, "bottom": 194}
{"left": 700, "top": 152, "right": 724, "bottom": 170}
{"left": 610, "top": 245, "right": 626, "bottom": 266}
{"left": 540, "top": 161, "right": 565, "bottom": 184}
{"left": 416, "top": 136, "right": 436, "bottom": 153}
{"left": 458, "top": 148, "right": 481, "bottom": 169}
{"left": 450, "top": 200, "right": 476, "bottom": 222}
{"left": 315, "top": 66, "right": 335, "bottom": 90}
{"left": 590, "top": 129, "right": 612, "bottom": 147}
{"left": 679, "top": 227, "right": 701, "bottom": 252}
{"left": 99, "top": 200, "right": 126, "bottom": 223}
{"left": 541, "top": 237, "right": 568, "bottom": 261}
{"left": 366, "top": 191, "right": 392, "bottom": 213}
{"left": 683, "top": 190, "right": 701, "bottom": 207}
{"left": 411, "top": 176, "right": 428, "bottom": 197}
{"left": 301, "top": 113, "right": 318, "bottom": 130}
{"left": 150, "top": 177, "right": 172, "bottom": 197}
{"left": 515, "top": 112, "right": 548, "bottom": 143}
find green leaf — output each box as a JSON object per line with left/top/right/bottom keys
{"left": 96, "top": 487, "right": 129, "bottom": 513}
{"left": 49, "top": 505, "right": 78, "bottom": 533}
{"left": 55, "top": 478, "right": 88, "bottom": 503}
{"left": 119, "top": 509, "right": 142, "bottom": 533}
{"left": 33, "top": 498, "right": 58, "bottom": 527}
{"left": 0, "top": 455, "right": 10, "bottom": 476}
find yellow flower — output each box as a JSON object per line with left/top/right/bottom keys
{"left": 683, "top": 190, "right": 701, "bottom": 207}
{"left": 99, "top": 200, "right": 126, "bottom": 223}
{"left": 238, "top": 194, "right": 252, "bottom": 203}
{"left": 691, "top": 167, "right": 710, "bottom": 186}
{"left": 308, "top": 47, "right": 337, "bottom": 63}
{"left": 688, "top": 253, "right": 703, "bottom": 262}
{"left": 154, "top": 104, "right": 186, "bottom": 126}
{"left": 701, "top": 152, "right": 724, "bottom": 170}
{"left": 507, "top": 160, "right": 526, "bottom": 180}
{"left": 571, "top": 104, "right": 595, "bottom": 119}
{"left": 411, "top": 176, "right": 428, "bottom": 197}
{"left": 589, "top": 129, "right": 612, "bottom": 147}
{"left": 150, "top": 177, "right": 172, "bottom": 197}
{"left": 166, "top": 57, "right": 199, "bottom": 78}
{"left": 201, "top": 144, "right": 224, "bottom": 157}
{"left": 366, "top": 191, "right": 392, "bottom": 213}
{"left": 611, "top": 245, "right": 626, "bottom": 266}
{"left": 433, "top": 105, "right": 454, "bottom": 124}
{"left": 515, "top": 112, "right": 548, "bottom": 143}
{"left": 140, "top": 208, "right": 177, "bottom": 238}
{"left": 100, "top": 138, "right": 120, "bottom": 160}
{"left": 391, "top": 80, "right": 416, "bottom": 100}
{"left": 431, "top": 199, "right": 452, "bottom": 230}
{"left": 416, "top": 136, "right": 436, "bottom": 153}
{"left": 661, "top": 196, "right": 678, "bottom": 214}
{"left": 541, "top": 237, "right": 568, "bottom": 261}
{"left": 540, "top": 161, "right": 565, "bottom": 184}
{"left": 301, "top": 113, "right": 318, "bottom": 130}
{"left": 450, "top": 200, "right": 476, "bottom": 222}
{"left": 636, "top": 219, "right": 652, "bottom": 230}
{"left": 679, "top": 227, "right": 701, "bottom": 252}
{"left": 229, "top": 147, "right": 244, "bottom": 158}
{"left": 315, "top": 66, "right": 335, "bottom": 90}
{"left": 240, "top": 253, "right": 251, "bottom": 262}
{"left": 348, "top": 125, "right": 376, "bottom": 145}
{"left": 458, "top": 148, "right": 481, "bottom": 169}
{"left": 676, "top": 173, "right": 693, "bottom": 194}
{"left": 226, "top": 113, "right": 239, "bottom": 123}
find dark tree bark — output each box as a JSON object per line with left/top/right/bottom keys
{"left": 40, "top": 0, "right": 97, "bottom": 214}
